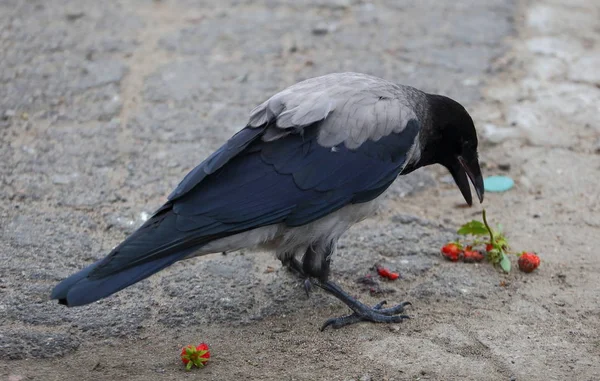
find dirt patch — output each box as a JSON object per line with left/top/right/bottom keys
{"left": 1, "top": 0, "right": 599, "bottom": 380}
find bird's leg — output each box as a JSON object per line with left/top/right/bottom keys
{"left": 288, "top": 243, "right": 411, "bottom": 329}
{"left": 286, "top": 243, "right": 331, "bottom": 298}
{"left": 311, "top": 243, "right": 411, "bottom": 331}
{"left": 285, "top": 253, "right": 313, "bottom": 298}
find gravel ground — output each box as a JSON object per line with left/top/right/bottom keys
{"left": 1, "top": 0, "right": 599, "bottom": 380}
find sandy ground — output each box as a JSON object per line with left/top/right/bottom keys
{"left": 1, "top": 0, "right": 599, "bottom": 380}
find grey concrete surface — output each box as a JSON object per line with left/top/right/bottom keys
{"left": 0, "top": 0, "right": 517, "bottom": 368}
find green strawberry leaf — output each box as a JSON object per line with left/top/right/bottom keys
{"left": 499, "top": 253, "right": 511, "bottom": 273}
{"left": 486, "top": 248, "right": 501, "bottom": 264}
{"left": 186, "top": 361, "right": 193, "bottom": 371}
{"left": 457, "top": 220, "right": 489, "bottom": 236}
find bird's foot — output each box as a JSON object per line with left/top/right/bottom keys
{"left": 316, "top": 280, "right": 411, "bottom": 331}
{"left": 320, "top": 300, "right": 411, "bottom": 330}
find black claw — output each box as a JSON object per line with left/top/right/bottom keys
{"left": 377, "top": 301, "right": 412, "bottom": 316}
{"left": 320, "top": 313, "right": 360, "bottom": 331}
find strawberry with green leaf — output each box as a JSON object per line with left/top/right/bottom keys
{"left": 181, "top": 343, "right": 210, "bottom": 370}
{"left": 457, "top": 210, "right": 511, "bottom": 272}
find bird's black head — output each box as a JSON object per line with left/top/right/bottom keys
{"left": 415, "top": 94, "right": 484, "bottom": 206}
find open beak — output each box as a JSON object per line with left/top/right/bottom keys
{"left": 449, "top": 156, "right": 484, "bottom": 206}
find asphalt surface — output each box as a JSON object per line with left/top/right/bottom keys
{"left": 1, "top": 0, "right": 516, "bottom": 363}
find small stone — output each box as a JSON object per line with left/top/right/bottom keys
{"left": 3, "top": 109, "right": 16, "bottom": 119}
{"left": 66, "top": 12, "right": 85, "bottom": 21}
{"left": 264, "top": 266, "right": 275, "bottom": 273}
{"left": 391, "top": 214, "right": 420, "bottom": 224}
{"left": 312, "top": 23, "right": 336, "bottom": 35}
{"left": 52, "top": 173, "right": 78, "bottom": 185}
{"left": 498, "top": 163, "right": 511, "bottom": 171}
{"left": 388, "top": 325, "right": 400, "bottom": 332}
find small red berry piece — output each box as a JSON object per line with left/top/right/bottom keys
{"left": 181, "top": 343, "right": 210, "bottom": 370}
{"left": 485, "top": 244, "right": 493, "bottom": 252}
{"left": 518, "top": 252, "right": 540, "bottom": 273}
{"left": 376, "top": 265, "right": 400, "bottom": 281}
{"left": 376, "top": 266, "right": 390, "bottom": 277}
{"left": 441, "top": 243, "right": 462, "bottom": 262}
{"left": 462, "top": 250, "right": 484, "bottom": 263}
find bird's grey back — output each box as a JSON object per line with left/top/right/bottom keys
{"left": 248, "top": 72, "right": 426, "bottom": 149}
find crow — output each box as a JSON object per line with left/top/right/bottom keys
{"left": 52, "top": 72, "right": 484, "bottom": 330}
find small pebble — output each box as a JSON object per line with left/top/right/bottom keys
{"left": 312, "top": 23, "right": 336, "bottom": 35}
{"left": 264, "top": 266, "right": 275, "bottom": 273}
{"left": 498, "top": 163, "right": 511, "bottom": 171}
{"left": 66, "top": 12, "right": 85, "bottom": 21}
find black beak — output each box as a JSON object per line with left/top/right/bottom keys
{"left": 449, "top": 156, "right": 484, "bottom": 206}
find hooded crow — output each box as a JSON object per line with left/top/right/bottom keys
{"left": 51, "top": 72, "right": 484, "bottom": 330}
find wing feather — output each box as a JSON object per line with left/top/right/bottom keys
{"left": 248, "top": 73, "right": 421, "bottom": 148}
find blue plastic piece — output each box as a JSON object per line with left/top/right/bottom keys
{"left": 484, "top": 176, "right": 514, "bottom": 193}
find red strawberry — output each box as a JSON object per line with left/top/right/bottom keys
{"left": 181, "top": 343, "right": 210, "bottom": 370}
{"left": 462, "top": 250, "right": 484, "bottom": 263}
{"left": 485, "top": 243, "right": 493, "bottom": 252}
{"left": 376, "top": 265, "right": 400, "bottom": 280}
{"left": 441, "top": 243, "right": 462, "bottom": 262}
{"left": 518, "top": 252, "right": 540, "bottom": 273}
